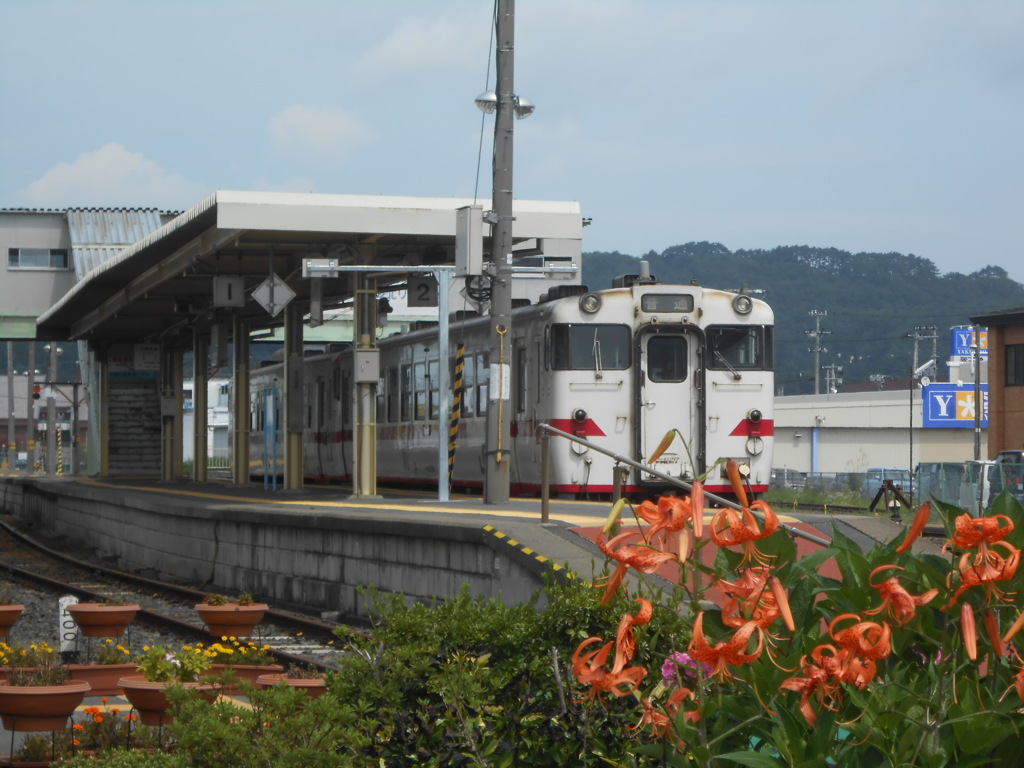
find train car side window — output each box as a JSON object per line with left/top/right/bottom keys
{"left": 462, "top": 354, "right": 476, "bottom": 418}
{"left": 400, "top": 364, "right": 412, "bottom": 421}
{"left": 550, "top": 324, "right": 631, "bottom": 370}
{"left": 515, "top": 345, "right": 528, "bottom": 413}
{"left": 477, "top": 352, "right": 489, "bottom": 415}
{"left": 332, "top": 366, "right": 341, "bottom": 400}
{"left": 340, "top": 371, "right": 351, "bottom": 428}
{"left": 706, "top": 326, "right": 773, "bottom": 370}
{"left": 428, "top": 360, "right": 440, "bottom": 419}
{"left": 414, "top": 362, "right": 427, "bottom": 420}
{"left": 647, "top": 336, "right": 688, "bottom": 382}
{"left": 385, "top": 367, "right": 398, "bottom": 422}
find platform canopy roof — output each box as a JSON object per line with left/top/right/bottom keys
{"left": 37, "top": 190, "right": 583, "bottom": 345}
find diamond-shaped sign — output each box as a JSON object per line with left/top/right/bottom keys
{"left": 251, "top": 274, "right": 296, "bottom": 317}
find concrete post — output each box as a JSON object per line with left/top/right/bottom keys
{"left": 232, "top": 316, "right": 251, "bottom": 484}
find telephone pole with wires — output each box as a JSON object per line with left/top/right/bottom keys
{"left": 805, "top": 310, "right": 830, "bottom": 394}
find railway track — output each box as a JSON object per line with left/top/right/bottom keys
{"left": 0, "top": 515, "right": 351, "bottom": 672}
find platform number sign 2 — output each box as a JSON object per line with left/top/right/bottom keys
{"left": 407, "top": 275, "right": 439, "bottom": 307}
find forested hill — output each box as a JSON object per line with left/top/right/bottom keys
{"left": 581, "top": 243, "right": 1024, "bottom": 395}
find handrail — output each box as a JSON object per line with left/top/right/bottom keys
{"left": 537, "top": 423, "right": 830, "bottom": 547}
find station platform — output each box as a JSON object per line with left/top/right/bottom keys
{"left": 2, "top": 474, "right": 943, "bottom": 592}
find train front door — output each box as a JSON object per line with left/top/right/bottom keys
{"left": 637, "top": 328, "right": 700, "bottom": 485}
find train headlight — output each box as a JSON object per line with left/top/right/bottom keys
{"left": 573, "top": 408, "right": 588, "bottom": 424}
{"left": 579, "top": 293, "right": 602, "bottom": 314}
{"left": 747, "top": 409, "right": 762, "bottom": 424}
{"left": 732, "top": 294, "right": 753, "bottom": 315}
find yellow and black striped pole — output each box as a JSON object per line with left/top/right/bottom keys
{"left": 448, "top": 343, "right": 465, "bottom": 489}
{"left": 57, "top": 425, "right": 64, "bottom": 476}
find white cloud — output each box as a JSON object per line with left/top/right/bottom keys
{"left": 20, "top": 144, "right": 208, "bottom": 209}
{"left": 354, "top": 15, "right": 482, "bottom": 83}
{"left": 269, "top": 105, "right": 372, "bottom": 167}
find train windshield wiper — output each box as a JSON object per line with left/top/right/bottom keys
{"left": 592, "top": 332, "right": 603, "bottom": 378}
{"left": 715, "top": 350, "right": 742, "bottom": 381}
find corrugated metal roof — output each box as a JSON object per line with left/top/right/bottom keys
{"left": 66, "top": 208, "right": 168, "bottom": 281}
{"left": 72, "top": 246, "right": 132, "bottom": 280}
{"left": 67, "top": 208, "right": 165, "bottom": 245}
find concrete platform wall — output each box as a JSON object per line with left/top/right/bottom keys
{"left": 1, "top": 478, "right": 552, "bottom": 621}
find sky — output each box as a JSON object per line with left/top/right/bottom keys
{"left": 2, "top": 1, "right": 1022, "bottom": 283}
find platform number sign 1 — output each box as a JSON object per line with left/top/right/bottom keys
{"left": 407, "top": 275, "right": 439, "bottom": 307}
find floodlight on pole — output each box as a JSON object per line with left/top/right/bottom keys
{"left": 474, "top": 91, "right": 497, "bottom": 114}
{"left": 513, "top": 96, "right": 535, "bottom": 119}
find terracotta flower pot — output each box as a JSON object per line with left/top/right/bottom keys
{"left": 66, "top": 602, "right": 141, "bottom": 637}
{"left": 118, "top": 675, "right": 219, "bottom": 727}
{"left": 254, "top": 673, "right": 328, "bottom": 699}
{"left": 0, "top": 605, "right": 25, "bottom": 638}
{"left": 194, "top": 602, "right": 268, "bottom": 638}
{"left": 0, "top": 681, "right": 92, "bottom": 732}
{"left": 66, "top": 663, "right": 138, "bottom": 697}
{"left": 208, "top": 663, "right": 284, "bottom": 695}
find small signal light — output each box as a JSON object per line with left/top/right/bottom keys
{"left": 32, "top": 385, "right": 41, "bottom": 400}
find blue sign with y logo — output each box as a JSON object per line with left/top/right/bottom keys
{"left": 950, "top": 326, "right": 988, "bottom": 358}
{"left": 922, "top": 383, "right": 988, "bottom": 428}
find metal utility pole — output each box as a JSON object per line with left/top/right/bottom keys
{"left": 973, "top": 324, "right": 982, "bottom": 461}
{"left": 823, "top": 363, "right": 844, "bottom": 394}
{"left": 26, "top": 343, "right": 35, "bottom": 470}
{"left": 906, "top": 326, "right": 937, "bottom": 508}
{"left": 46, "top": 343, "right": 60, "bottom": 474}
{"left": 484, "top": 0, "right": 516, "bottom": 504}
{"left": 805, "top": 310, "right": 830, "bottom": 394}
{"left": 909, "top": 326, "right": 938, "bottom": 381}
{"left": 6, "top": 342, "right": 14, "bottom": 470}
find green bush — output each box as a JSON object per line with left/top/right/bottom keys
{"left": 54, "top": 576, "right": 691, "bottom": 767}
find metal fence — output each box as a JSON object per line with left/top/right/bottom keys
{"left": 771, "top": 468, "right": 912, "bottom": 499}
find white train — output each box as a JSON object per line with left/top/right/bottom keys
{"left": 249, "top": 272, "right": 774, "bottom": 499}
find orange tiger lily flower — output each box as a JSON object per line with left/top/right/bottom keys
{"left": 630, "top": 687, "right": 700, "bottom": 740}
{"left": 865, "top": 565, "right": 938, "bottom": 627}
{"left": 572, "top": 601, "right": 651, "bottom": 703}
{"left": 595, "top": 530, "right": 677, "bottom": 604}
{"left": 780, "top": 645, "right": 851, "bottom": 727}
{"left": 829, "top": 614, "right": 892, "bottom": 661}
{"left": 895, "top": 502, "right": 931, "bottom": 554}
{"left": 945, "top": 513, "right": 1014, "bottom": 552}
{"left": 782, "top": 641, "right": 881, "bottom": 727}
{"left": 614, "top": 598, "right": 653, "bottom": 671}
{"left": 572, "top": 637, "right": 648, "bottom": 702}
{"left": 710, "top": 500, "right": 780, "bottom": 566}
{"left": 688, "top": 612, "right": 765, "bottom": 681}
{"left": 636, "top": 495, "right": 698, "bottom": 549}
{"left": 948, "top": 540, "right": 1021, "bottom": 606}
{"left": 717, "top": 567, "right": 794, "bottom": 632}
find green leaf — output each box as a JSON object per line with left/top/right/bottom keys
{"left": 716, "top": 750, "right": 785, "bottom": 767}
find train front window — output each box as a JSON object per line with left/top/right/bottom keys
{"left": 550, "top": 324, "right": 630, "bottom": 371}
{"left": 706, "top": 326, "right": 774, "bottom": 370}
{"left": 647, "top": 336, "right": 687, "bottom": 382}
